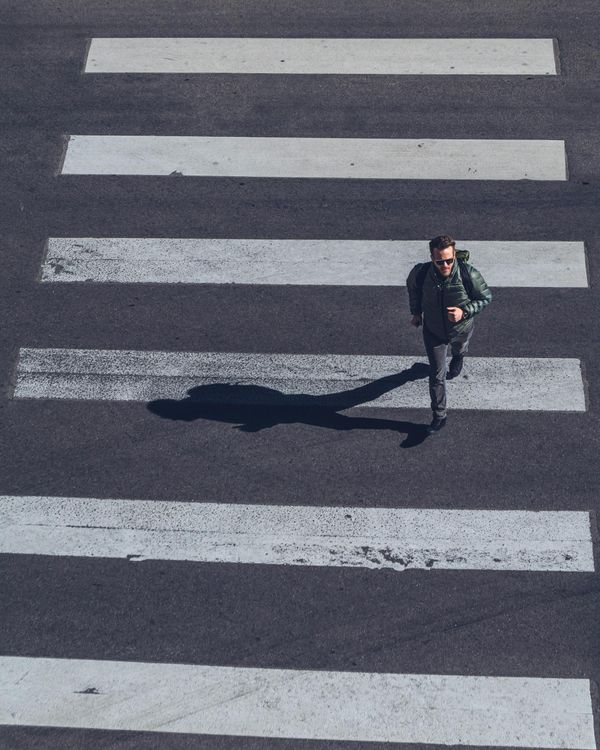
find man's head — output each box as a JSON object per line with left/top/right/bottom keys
{"left": 429, "top": 234, "right": 456, "bottom": 278}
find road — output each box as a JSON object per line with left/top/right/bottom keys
{"left": 0, "top": 1, "right": 599, "bottom": 748}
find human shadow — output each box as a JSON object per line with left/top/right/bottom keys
{"left": 148, "top": 362, "right": 432, "bottom": 448}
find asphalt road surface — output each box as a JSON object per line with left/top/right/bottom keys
{"left": 1, "top": 1, "right": 599, "bottom": 748}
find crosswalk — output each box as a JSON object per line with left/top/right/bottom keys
{"left": 1, "top": 497, "right": 593, "bottom": 571}
{"left": 13, "top": 348, "right": 588, "bottom": 410}
{"left": 85, "top": 37, "right": 559, "bottom": 75}
{"left": 42, "top": 238, "right": 589, "bottom": 286}
{"left": 61, "top": 135, "right": 568, "bottom": 179}
{"left": 2, "top": 656, "right": 596, "bottom": 747}
{"left": 5, "top": 18, "right": 598, "bottom": 750}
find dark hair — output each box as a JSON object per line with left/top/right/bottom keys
{"left": 429, "top": 235, "right": 456, "bottom": 253}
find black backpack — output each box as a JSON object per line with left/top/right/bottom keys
{"left": 415, "top": 248, "right": 474, "bottom": 299}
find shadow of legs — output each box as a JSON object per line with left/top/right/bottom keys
{"left": 147, "top": 362, "right": 432, "bottom": 444}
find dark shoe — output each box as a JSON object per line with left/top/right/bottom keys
{"left": 447, "top": 356, "right": 464, "bottom": 380}
{"left": 426, "top": 416, "right": 447, "bottom": 434}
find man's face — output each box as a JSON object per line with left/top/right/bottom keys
{"left": 431, "top": 246, "right": 455, "bottom": 278}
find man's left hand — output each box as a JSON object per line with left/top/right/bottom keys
{"left": 447, "top": 307, "right": 464, "bottom": 323}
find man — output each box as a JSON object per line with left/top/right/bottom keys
{"left": 406, "top": 235, "right": 492, "bottom": 434}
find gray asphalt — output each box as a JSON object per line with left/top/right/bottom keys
{"left": 1, "top": 1, "right": 600, "bottom": 748}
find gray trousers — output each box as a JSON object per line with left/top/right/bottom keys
{"left": 423, "top": 324, "right": 474, "bottom": 419}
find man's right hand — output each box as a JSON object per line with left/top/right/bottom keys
{"left": 411, "top": 314, "right": 422, "bottom": 327}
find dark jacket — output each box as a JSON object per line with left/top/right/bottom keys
{"left": 406, "top": 261, "right": 492, "bottom": 341}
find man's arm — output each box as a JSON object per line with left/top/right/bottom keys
{"left": 462, "top": 265, "right": 492, "bottom": 318}
{"left": 406, "top": 263, "right": 427, "bottom": 317}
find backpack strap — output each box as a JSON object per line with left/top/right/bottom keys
{"left": 415, "top": 262, "right": 431, "bottom": 293}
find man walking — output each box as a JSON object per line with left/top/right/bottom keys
{"left": 406, "top": 235, "right": 492, "bottom": 434}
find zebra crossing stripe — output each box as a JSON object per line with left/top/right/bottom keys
{"left": 13, "top": 349, "right": 587, "bottom": 412}
{"left": 61, "top": 135, "right": 567, "bottom": 180}
{"left": 1, "top": 656, "right": 595, "bottom": 747}
{"left": 41, "top": 238, "right": 588, "bottom": 287}
{"left": 84, "top": 38, "right": 558, "bottom": 75}
{"left": 0, "top": 496, "right": 593, "bottom": 572}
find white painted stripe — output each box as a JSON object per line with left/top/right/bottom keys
{"left": 13, "top": 349, "right": 587, "bottom": 412}
{"left": 1, "top": 656, "right": 594, "bottom": 747}
{"left": 61, "top": 136, "right": 567, "bottom": 181}
{"left": 85, "top": 38, "right": 558, "bottom": 75}
{"left": 0, "top": 496, "right": 592, "bottom": 572}
{"left": 42, "top": 238, "right": 588, "bottom": 287}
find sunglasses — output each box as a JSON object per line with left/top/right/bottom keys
{"left": 434, "top": 258, "right": 455, "bottom": 266}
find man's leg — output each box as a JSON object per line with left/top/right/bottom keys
{"left": 423, "top": 326, "right": 448, "bottom": 420}
{"left": 448, "top": 324, "right": 474, "bottom": 379}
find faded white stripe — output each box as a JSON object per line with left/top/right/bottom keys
{"left": 0, "top": 656, "right": 595, "bottom": 747}
{"left": 0, "top": 496, "right": 593, "bottom": 572}
{"left": 13, "top": 349, "right": 586, "bottom": 412}
{"left": 85, "top": 38, "right": 558, "bottom": 75}
{"left": 41, "top": 239, "right": 588, "bottom": 287}
{"left": 61, "top": 136, "right": 567, "bottom": 181}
